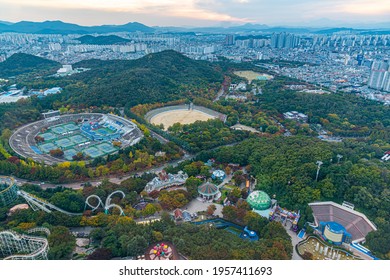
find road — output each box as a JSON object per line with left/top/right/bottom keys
{"left": 13, "top": 152, "right": 195, "bottom": 190}
{"left": 213, "top": 86, "right": 225, "bottom": 102}
{"left": 12, "top": 131, "right": 244, "bottom": 190}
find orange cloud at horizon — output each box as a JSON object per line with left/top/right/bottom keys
{"left": 0, "top": 0, "right": 253, "bottom": 23}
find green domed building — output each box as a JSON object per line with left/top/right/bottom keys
{"left": 247, "top": 191, "right": 271, "bottom": 211}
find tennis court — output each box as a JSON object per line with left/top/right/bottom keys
{"left": 97, "top": 127, "right": 115, "bottom": 135}
{"left": 64, "top": 123, "right": 79, "bottom": 131}
{"left": 39, "top": 132, "right": 56, "bottom": 141}
{"left": 39, "top": 143, "right": 58, "bottom": 153}
{"left": 55, "top": 138, "right": 74, "bottom": 149}
{"left": 96, "top": 142, "right": 117, "bottom": 154}
{"left": 84, "top": 147, "right": 105, "bottom": 159}
{"left": 51, "top": 125, "right": 67, "bottom": 135}
{"left": 69, "top": 134, "right": 88, "bottom": 145}
{"left": 64, "top": 149, "right": 78, "bottom": 161}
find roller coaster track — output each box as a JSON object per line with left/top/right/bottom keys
{"left": 0, "top": 228, "right": 50, "bottom": 260}
{"left": 85, "top": 190, "right": 125, "bottom": 215}
{"left": 18, "top": 190, "right": 83, "bottom": 216}
{"left": 16, "top": 189, "right": 126, "bottom": 216}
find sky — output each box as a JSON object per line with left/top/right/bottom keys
{"left": 0, "top": 0, "right": 389, "bottom": 27}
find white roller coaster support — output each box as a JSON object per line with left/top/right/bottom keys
{"left": 0, "top": 229, "right": 49, "bottom": 260}
{"left": 18, "top": 190, "right": 82, "bottom": 216}
{"left": 17, "top": 189, "right": 125, "bottom": 217}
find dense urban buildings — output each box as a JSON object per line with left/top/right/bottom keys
{"left": 1, "top": 30, "right": 389, "bottom": 103}
{"left": 0, "top": 17, "right": 389, "bottom": 264}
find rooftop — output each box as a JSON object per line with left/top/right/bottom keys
{"left": 198, "top": 182, "right": 219, "bottom": 196}
{"left": 247, "top": 191, "right": 271, "bottom": 211}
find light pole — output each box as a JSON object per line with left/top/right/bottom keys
{"left": 315, "top": 161, "right": 323, "bottom": 182}
{"left": 337, "top": 154, "right": 343, "bottom": 164}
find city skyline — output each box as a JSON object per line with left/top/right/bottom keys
{"left": 1, "top": 0, "right": 389, "bottom": 27}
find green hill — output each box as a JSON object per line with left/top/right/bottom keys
{"left": 0, "top": 53, "right": 61, "bottom": 77}
{"left": 76, "top": 35, "right": 130, "bottom": 45}
{"left": 57, "top": 50, "right": 223, "bottom": 107}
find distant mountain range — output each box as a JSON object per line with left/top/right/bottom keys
{"left": 158, "top": 23, "right": 390, "bottom": 34}
{"left": 0, "top": 20, "right": 154, "bottom": 34}
{"left": 0, "top": 20, "right": 12, "bottom": 25}
{"left": 0, "top": 20, "right": 389, "bottom": 35}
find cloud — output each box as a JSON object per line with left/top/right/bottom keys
{"left": 0, "top": 0, "right": 252, "bottom": 23}
{"left": 0, "top": 0, "right": 388, "bottom": 26}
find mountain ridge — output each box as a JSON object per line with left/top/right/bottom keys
{"left": 0, "top": 20, "right": 154, "bottom": 34}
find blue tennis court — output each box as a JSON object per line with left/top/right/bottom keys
{"left": 69, "top": 134, "right": 88, "bottom": 145}
{"left": 84, "top": 147, "right": 104, "bottom": 158}
{"left": 96, "top": 142, "right": 117, "bottom": 154}
{"left": 64, "top": 149, "right": 78, "bottom": 161}
{"left": 55, "top": 138, "right": 74, "bottom": 149}
{"left": 39, "top": 142, "right": 58, "bottom": 153}
{"left": 39, "top": 132, "right": 56, "bottom": 141}
{"left": 64, "top": 123, "right": 79, "bottom": 131}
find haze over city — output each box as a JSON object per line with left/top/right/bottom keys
{"left": 1, "top": 0, "right": 389, "bottom": 27}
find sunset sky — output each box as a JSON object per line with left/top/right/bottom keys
{"left": 1, "top": 0, "right": 389, "bottom": 27}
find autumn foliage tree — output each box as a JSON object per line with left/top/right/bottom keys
{"left": 49, "top": 148, "right": 64, "bottom": 158}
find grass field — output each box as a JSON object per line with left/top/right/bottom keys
{"left": 234, "top": 71, "right": 274, "bottom": 84}
{"left": 150, "top": 109, "right": 216, "bottom": 130}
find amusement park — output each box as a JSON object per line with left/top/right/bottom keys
{"left": 0, "top": 159, "right": 380, "bottom": 261}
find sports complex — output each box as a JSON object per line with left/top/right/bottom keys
{"left": 145, "top": 104, "right": 227, "bottom": 130}
{"left": 9, "top": 113, "right": 143, "bottom": 165}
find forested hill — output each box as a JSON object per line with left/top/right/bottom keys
{"left": 57, "top": 50, "right": 223, "bottom": 107}
{"left": 76, "top": 35, "right": 130, "bottom": 45}
{"left": 0, "top": 53, "right": 61, "bottom": 77}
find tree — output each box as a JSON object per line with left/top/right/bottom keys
{"left": 142, "top": 203, "right": 157, "bottom": 217}
{"left": 126, "top": 236, "right": 148, "bottom": 257}
{"left": 233, "top": 171, "right": 245, "bottom": 187}
{"left": 225, "top": 166, "right": 232, "bottom": 175}
{"left": 229, "top": 187, "right": 242, "bottom": 203}
{"left": 185, "top": 176, "right": 202, "bottom": 198}
{"left": 207, "top": 204, "right": 217, "bottom": 216}
{"left": 49, "top": 148, "right": 64, "bottom": 158}
{"left": 261, "top": 221, "right": 291, "bottom": 241}
{"left": 152, "top": 231, "right": 163, "bottom": 242}
{"left": 87, "top": 248, "right": 113, "bottom": 260}
{"left": 48, "top": 226, "right": 75, "bottom": 260}
{"left": 90, "top": 228, "right": 106, "bottom": 242}
{"left": 222, "top": 205, "right": 237, "bottom": 221}
{"left": 244, "top": 211, "right": 269, "bottom": 233}
{"left": 318, "top": 178, "right": 336, "bottom": 198}
{"left": 158, "top": 190, "right": 189, "bottom": 210}
{"left": 72, "top": 152, "right": 84, "bottom": 161}
{"left": 34, "top": 135, "right": 44, "bottom": 143}
{"left": 265, "top": 125, "right": 279, "bottom": 134}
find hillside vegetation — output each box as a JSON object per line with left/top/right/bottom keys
{"left": 76, "top": 35, "right": 130, "bottom": 45}
{"left": 0, "top": 53, "right": 60, "bottom": 77}
{"left": 50, "top": 50, "right": 224, "bottom": 107}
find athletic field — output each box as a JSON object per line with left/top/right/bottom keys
{"left": 150, "top": 109, "right": 216, "bottom": 130}
{"left": 234, "top": 71, "right": 274, "bottom": 84}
